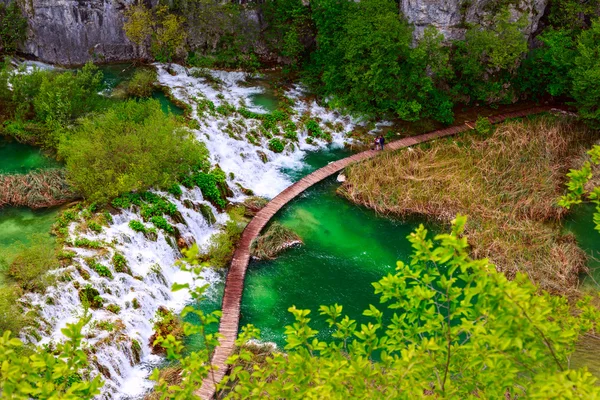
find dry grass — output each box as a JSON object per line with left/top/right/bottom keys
{"left": 0, "top": 169, "right": 78, "bottom": 208}
{"left": 251, "top": 222, "right": 302, "bottom": 260}
{"left": 340, "top": 115, "right": 597, "bottom": 295}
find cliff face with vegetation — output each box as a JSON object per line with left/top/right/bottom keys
{"left": 3, "top": 0, "right": 153, "bottom": 65}
{"left": 401, "top": 0, "right": 548, "bottom": 40}
{"left": 4, "top": 0, "right": 549, "bottom": 65}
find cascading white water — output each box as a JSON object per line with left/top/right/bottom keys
{"left": 23, "top": 64, "right": 381, "bottom": 399}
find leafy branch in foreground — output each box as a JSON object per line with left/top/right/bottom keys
{"left": 0, "top": 318, "right": 103, "bottom": 399}
{"left": 157, "top": 216, "right": 600, "bottom": 399}
{"left": 559, "top": 145, "right": 600, "bottom": 232}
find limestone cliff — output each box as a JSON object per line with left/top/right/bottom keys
{"left": 5, "top": 0, "right": 152, "bottom": 65}
{"left": 401, "top": 0, "right": 548, "bottom": 40}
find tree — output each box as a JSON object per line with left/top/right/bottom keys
{"left": 152, "top": 6, "right": 187, "bottom": 62}
{"left": 570, "top": 19, "right": 600, "bottom": 128}
{"left": 0, "top": 2, "right": 27, "bottom": 55}
{"left": 452, "top": 8, "right": 528, "bottom": 103}
{"left": 58, "top": 100, "right": 207, "bottom": 203}
{"left": 123, "top": 3, "right": 153, "bottom": 55}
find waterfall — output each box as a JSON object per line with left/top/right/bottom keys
{"left": 23, "top": 64, "right": 379, "bottom": 399}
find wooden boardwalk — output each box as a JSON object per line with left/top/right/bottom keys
{"left": 196, "top": 106, "right": 552, "bottom": 399}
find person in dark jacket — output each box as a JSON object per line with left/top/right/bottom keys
{"left": 379, "top": 135, "right": 385, "bottom": 150}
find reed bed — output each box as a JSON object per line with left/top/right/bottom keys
{"left": 340, "top": 116, "right": 597, "bottom": 295}
{"left": 0, "top": 169, "right": 78, "bottom": 209}
{"left": 251, "top": 222, "right": 302, "bottom": 260}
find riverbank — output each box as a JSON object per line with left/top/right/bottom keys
{"left": 340, "top": 114, "right": 598, "bottom": 296}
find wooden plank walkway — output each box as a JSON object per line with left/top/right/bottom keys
{"left": 196, "top": 106, "right": 552, "bottom": 399}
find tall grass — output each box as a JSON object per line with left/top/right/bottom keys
{"left": 251, "top": 222, "right": 302, "bottom": 260}
{"left": 340, "top": 115, "right": 596, "bottom": 295}
{"left": 0, "top": 169, "right": 78, "bottom": 208}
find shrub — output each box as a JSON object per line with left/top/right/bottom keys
{"left": 73, "top": 237, "right": 104, "bottom": 249}
{"left": 129, "top": 220, "right": 149, "bottom": 233}
{"left": 150, "top": 215, "right": 175, "bottom": 234}
{"left": 58, "top": 100, "right": 208, "bottom": 203}
{"left": 111, "top": 252, "right": 130, "bottom": 274}
{"left": 106, "top": 304, "right": 121, "bottom": 314}
{"left": 181, "top": 170, "right": 228, "bottom": 209}
{"left": 126, "top": 69, "right": 157, "bottom": 98}
{"left": 78, "top": 284, "right": 104, "bottom": 309}
{"left": 88, "top": 221, "right": 103, "bottom": 233}
{"left": 0, "top": 2, "right": 27, "bottom": 55}
{"left": 268, "top": 138, "right": 284, "bottom": 153}
{"left": 0, "top": 284, "right": 26, "bottom": 334}
{"left": 86, "top": 259, "right": 114, "bottom": 280}
{"left": 149, "top": 307, "right": 184, "bottom": 354}
{"left": 474, "top": 116, "right": 492, "bottom": 136}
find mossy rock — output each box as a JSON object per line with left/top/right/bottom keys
{"left": 199, "top": 204, "right": 216, "bottom": 225}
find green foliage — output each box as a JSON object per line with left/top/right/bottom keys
{"left": 181, "top": 169, "right": 228, "bottom": 209}
{"left": 58, "top": 100, "right": 207, "bottom": 203}
{"left": 78, "top": 284, "right": 104, "bottom": 309}
{"left": 0, "top": 320, "right": 104, "bottom": 399}
{"left": 452, "top": 9, "right": 528, "bottom": 103}
{"left": 547, "top": 0, "right": 600, "bottom": 31}
{"left": 87, "top": 221, "right": 102, "bottom": 233}
{"left": 6, "top": 234, "right": 58, "bottom": 293}
{"left": 517, "top": 28, "right": 577, "bottom": 98}
{"left": 126, "top": 69, "right": 157, "bottom": 98}
{"left": 72, "top": 237, "right": 103, "bottom": 249}
{"left": 220, "top": 217, "right": 600, "bottom": 398}
{"left": 33, "top": 63, "right": 104, "bottom": 129}
{"left": 167, "top": 183, "right": 183, "bottom": 197}
{"left": 474, "top": 115, "right": 492, "bottom": 136}
{"left": 263, "top": 0, "right": 314, "bottom": 71}
{"left": 124, "top": 4, "right": 187, "bottom": 62}
{"left": 129, "top": 219, "right": 151, "bottom": 234}
{"left": 0, "top": 2, "right": 27, "bottom": 55}
{"left": 150, "top": 215, "right": 175, "bottom": 234}
{"left": 86, "top": 258, "right": 113, "bottom": 280}
{"left": 268, "top": 137, "right": 284, "bottom": 153}
{"left": 559, "top": 145, "right": 600, "bottom": 232}
{"left": 570, "top": 20, "right": 600, "bottom": 128}
{"left": 0, "top": 284, "right": 26, "bottom": 334}
{"left": 306, "top": 0, "right": 453, "bottom": 123}
{"left": 111, "top": 252, "right": 130, "bottom": 274}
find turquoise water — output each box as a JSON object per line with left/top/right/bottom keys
{"left": 187, "top": 145, "right": 429, "bottom": 350}
{"left": 0, "top": 206, "right": 59, "bottom": 285}
{"left": 0, "top": 136, "right": 60, "bottom": 174}
{"left": 99, "top": 64, "right": 184, "bottom": 116}
{"left": 249, "top": 92, "right": 279, "bottom": 113}
{"left": 564, "top": 204, "right": 600, "bottom": 281}
{"left": 239, "top": 179, "right": 427, "bottom": 347}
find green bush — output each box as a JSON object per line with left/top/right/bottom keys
{"left": 86, "top": 259, "right": 114, "bottom": 280}
{"left": 151, "top": 215, "right": 175, "bottom": 234}
{"left": 73, "top": 237, "right": 104, "bottom": 249}
{"left": 181, "top": 170, "right": 228, "bottom": 209}
{"left": 78, "top": 284, "right": 104, "bottom": 309}
{"left": 126, "top": 69, "right": 157, "bottom": 98}
{"left": 88, "top": 221, "right": 103, "bottom": 233}
{"left": 0, "top": 2, "right": 27, "bottom": 55}
{"left": 59, "top": 100, "right": 208, "bottom": 203}
{"left": 129, "top": 220, "right": 152, "bottom": 235}
{"left": 570, "top": 20, "right": 600, "bottom": 128}
{"left": 0, "top": 284, "right": 26, "bottom": 334}
{"left": 111, "top": 252, "right": 130, "bottom": 274}
{"left": 268, "top": 138, "right": 284, "bottom": 153}
{"left": 474, "top": 116, "right": 492, "bottom": 136}
{"left": 106, "top": 304, "right": 121, "bottom": 314}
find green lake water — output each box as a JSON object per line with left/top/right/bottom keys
{"left": 187, "top": 145, "right": 430, "bottom": 349}
{"left": 0, "top": 136, "right": 60, "bottom": 174}
{"left": 99, "top": 64, "right": 184, "bottom": 116}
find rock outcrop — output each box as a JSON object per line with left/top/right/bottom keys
{"left": 2, "top": 0, "right": 156, "bottom": 65}
{"left": 400, "top": 0, "right": 548, "bottom": 41}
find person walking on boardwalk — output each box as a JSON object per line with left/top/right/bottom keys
{"left": 379, "top": 135, "right": 385, "bottom": 151}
